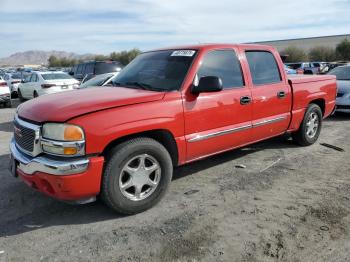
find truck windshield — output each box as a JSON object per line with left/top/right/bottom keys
{"left": 111, "top": 50, "right": 197, "bottom": 91}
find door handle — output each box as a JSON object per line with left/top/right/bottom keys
{"left": 240, "top": 96, "right": 251, "bottom": 105}
{"left": 277, "top": 91, "right": 286, "bottom": 98}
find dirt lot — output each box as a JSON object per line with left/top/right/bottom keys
{"left": 0, "top": 101, "right": 350, "bottom": 262}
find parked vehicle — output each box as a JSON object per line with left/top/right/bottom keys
{"left": 285, "top": 62, "right": 319, "bottom": 74}
{"left": 284, "top": 64, "right": 297, "bottom": 74}
{"left": 78, "top": 72, "right": 119, "bottom": 89}
{"left": 3, "top": 72, "right": 22, "bottom": 97}
{"left": 0, "top": 76, "right": 11, "bottom": 107}
{"left": 326, "top": 62, "right": 349, "bottom": 73}
{"left": 311, "top": 62, "right": 328, "bottom": 73}
{"left": 17, "top": 71, "right": 79, "bottom": 100}
{"left": 9, "top": 44, "right": 336, "bottom": 214}
{"left": 327, "top": 65, "right": 350, "bottom": 113}
{"left": 69, "top": 61, "right": 123, "bottom": 82}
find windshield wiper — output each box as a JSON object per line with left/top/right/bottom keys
{"left": 125, "top": 82, "right": 164, "bottom": 91}
{"left": 110, "top": 82, "right": 122, "bottom": 87}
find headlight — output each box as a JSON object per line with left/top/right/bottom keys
{"left": 41, "top": 123, "right": 85, "bottom": 156}
{"left": 42, "top": 123, "right": 84, "bottom": 141}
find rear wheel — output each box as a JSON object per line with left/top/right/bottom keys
{"left": 11, "top": 91, "right": 18, "bottom": 99}
{"left": 101, "top": 137, "right": 173, "bottom": 214}
{"left": 292, "top": 104, "right": 322, "bottom": 146}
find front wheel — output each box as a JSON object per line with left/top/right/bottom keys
{"left": 101, "top": 137, "right": 173, "bottom": 215}
{"left": 18, "top": 89, "right": 25, "bottom": 102}
{"left": 292, "top": 104, "right": 323, "bottom": 146}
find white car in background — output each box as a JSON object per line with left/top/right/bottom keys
{"left": 0, "top": 76, "right": 11, "bottom": 107}
{"left": 18, "top": 71, "right": 79, "bottom": 101}
{"left": 3, "top": 72, "right": 22, "bottom": 97}
{"left": 78, "top": 72, "right": 119, "bottom": 88}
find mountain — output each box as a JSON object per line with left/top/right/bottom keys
{"left": 0, "top": 50, "right": 94, "bottom": 66}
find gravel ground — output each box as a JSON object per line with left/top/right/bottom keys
{"left": 0, "top": 100, "right": 350, "bottom": 262}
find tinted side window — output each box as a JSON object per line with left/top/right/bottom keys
{"left": 30, "top": 74, "right": 37, "bottom": 82}
{"left": 95, "top": 62, "right": 122, "bottom": 74}
{"left": 72, "top": 65, "right": 78, "bottom": 74}
{"left": 81, "top": 64, "right": 87, "bottom": 75}
{"left": 24, "top": 75, "right": 31, "bottom": 82}
{"left": 197, "top": 50, "right": 244, "bottom": 89}
{"left": 245, "top": 51, "right": 281, "bottom": 85}
{"left": 76, "top": 64, "right": 83, "bottom": 74}
{"left": 85, "top": 63, "right": 94, "bottom": 74}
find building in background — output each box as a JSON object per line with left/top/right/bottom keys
{"left": 254, "top": 34, "right": 350, "bottom": 52}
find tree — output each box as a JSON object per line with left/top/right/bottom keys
{"left": 48, "top": 55, "right": 61, "bottom": 67}
{"left": 94, "top": 54, "right": 109, "bottom": 61}
{"left": 336, "top": 39, "right": 350, "bottom": 61}
{"left": 308, "top": 46, "right": 336, "bottom": 61}
{"left": 110, "top": 48, "right": 141, "bottom": 65}
{"left": 281, "top": 46, "right": 308, "bottom": 63}
{"left": 47, "top": 48, "right": 142, "bottom": 67}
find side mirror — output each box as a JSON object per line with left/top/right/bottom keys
{"left": 68, "top": 71, "right": 74, "bottom": 76}
{"left": 21, "top": 80, "right": 26, "bottom": 83}
{"left": 191, "top": 76, "right": 223, "bottom": 94}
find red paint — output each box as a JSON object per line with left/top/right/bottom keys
{"left": 16, "top": 44, "right": 337, "bottom": 201}
{"left": 17, "top": 157, "right": 104, "bottom": 201}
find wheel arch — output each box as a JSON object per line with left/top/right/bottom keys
{"left": 309, "top": 98, "right": 325, "bottom": 116}
{"left": 102, "top": 129, "right": 179, "bottom": 166}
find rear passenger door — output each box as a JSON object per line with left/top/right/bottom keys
{"left": 244, "top": 50, "right": 292, "bottom": 142}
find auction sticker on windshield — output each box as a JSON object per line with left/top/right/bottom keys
{"left": 171, "top": 50, "right": 196, "bottom": 57}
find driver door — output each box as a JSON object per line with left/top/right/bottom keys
{"left": 183, "top": 49, "right": 253, "bottom": 162}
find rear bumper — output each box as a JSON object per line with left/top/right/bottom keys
{"left": 10, "top": 139, "right": 104, "bottom": 201}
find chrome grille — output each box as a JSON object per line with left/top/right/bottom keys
{"left": 14, "top": 119, "right": 36, "bottom": 153}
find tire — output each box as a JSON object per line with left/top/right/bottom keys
{"left": 33, "top": 91, "right": 38, "bottom": 98}
{"left": 292, "top": 104, "right": 323, "bottom": 146}
{"left": 18, "top": 89, "right": 25, "bottom": 102}
{"left": 101, "top": 137, "right": 173, "bottom": 215}
{"left": 11, "top": 91, "right": 18, "bottom": 99}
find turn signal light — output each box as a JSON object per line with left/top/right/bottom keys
{"left": 63, "top": 147, "right": 78, "bottom": 155}
{"left": 64, "top": 125, "right": 84, "bottom": 141}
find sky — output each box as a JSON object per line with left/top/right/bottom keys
{"left": 0, "top": 0, "right": 350, "bottom": 57}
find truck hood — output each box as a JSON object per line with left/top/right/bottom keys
{"left": 17, "top": 86, "right": 165, "bottom": 123}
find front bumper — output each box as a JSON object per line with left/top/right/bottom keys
{"left": 10, "top": 138, "right": 104, "bottom": 201}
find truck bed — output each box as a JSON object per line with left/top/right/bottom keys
{"left": 288, "top": 74, "right": 335, "bottom": 84}
{"left": 287, "top": 74, "right": 336, "bottom": 132}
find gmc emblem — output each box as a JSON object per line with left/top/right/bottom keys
{"left": 14, "top": 126, "right": 22, "bottom": 138}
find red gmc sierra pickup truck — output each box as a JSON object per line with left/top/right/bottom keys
{"left": 9, "top": 44, "right": 336, "bottom": 214}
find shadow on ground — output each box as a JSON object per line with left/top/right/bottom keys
{"left": 326, "top": 112, "right": 350, "bottom": 122}
{"left": 0, "top": 136, "right": 297, "bottom": 237}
